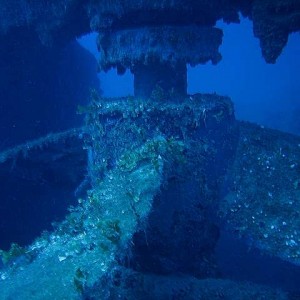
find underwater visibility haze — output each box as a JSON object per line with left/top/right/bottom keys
{"left": 0, "top": 1, "right": 300, "bottom": 299}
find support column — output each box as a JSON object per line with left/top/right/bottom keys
{"left": 134, "top": 62, "right": 187, "bottom": 99}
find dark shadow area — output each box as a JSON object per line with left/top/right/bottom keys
{"left": 0, "top": 135, "right": 86, "bottom": 250}
{"left": 0, "top": 27, "right": 100, "bottom": 151}
{"left": 216, "top": 229, "right": 300, "bottom": 294}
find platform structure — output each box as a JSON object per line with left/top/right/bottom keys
{"left": 0, "top": 94, "right": 237, "bottom": 298}
{"left": 0, "top": 92, "right": 299, "bottom": 298}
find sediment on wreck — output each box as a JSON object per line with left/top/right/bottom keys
{"left": 219, "top": 122, "right": 300, "bottom": 266}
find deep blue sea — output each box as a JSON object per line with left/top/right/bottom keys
{"left": 0, "top": 2, "right": 300, "bottom": 299}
